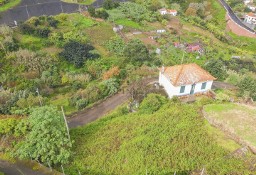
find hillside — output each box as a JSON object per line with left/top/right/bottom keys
{"left": 0, "top": 0, "right": 256, "bottom": 174}
{"left": 67, "top": 95, "right": 255, "bottom": 175}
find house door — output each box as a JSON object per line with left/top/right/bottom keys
{"left": 190, "top": 84, "right": 196, "bottom": 95}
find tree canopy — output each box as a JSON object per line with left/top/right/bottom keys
{"left": 15, "top": 106, "right": 72, "bottom": 166}
{"left": 124, "top": 39, "right": 150, "bottom": 66}
{"left": 59, "top": 41, "right": 99, "bottom": 68}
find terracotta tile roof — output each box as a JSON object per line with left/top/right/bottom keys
{"left": 161, "top": 63, "right": 216, "bottom": 86}
{"left": 168, "top": 9, "right": 177, "bottom": 13}
{"left": 247, "top": 12, "right": 256, "bottom": 17}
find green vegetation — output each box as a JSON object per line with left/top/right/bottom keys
{"left": 67, "top": 95, "right": 255, "bottom": 174}
{"left": 0, "top": 0, "right": 20, "bottom": 12}
{"left": 205, "top": 103, "right": 256, "bottom": 148}
{"left": 0, "top": 0, "right": 256, "bottom": 173}
{"left": 14, "top": 106, "right": 72, "bottom": 166}
{"left": 61, "top": 0, "right": 95, "bottom": 5}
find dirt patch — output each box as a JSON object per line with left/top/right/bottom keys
{"left": 226, "top": 14, "right": 256, "bottom": 38}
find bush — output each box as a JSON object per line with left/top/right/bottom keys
{"left": 76, "top": 99, "right": 88, "bottom": 110}
{"left": 35, "top": 28, "right": 50, "bottom": 38}
{"left": 19, "top": 23, "right": 35, "bottom": 35}
{"left": 204, "top": 59, "right": 227, "bottom": 81}
{"left": 238, "top": 76, "right": 256, "bottom": 100}
{"left": 139, "top": 94, "right": 167, "bottom": 114}
{"left": 215, "top": 92, "right": 230, "bottom": 102}
{"left": 0, "top": 118, "right": 20, "bottom": 135}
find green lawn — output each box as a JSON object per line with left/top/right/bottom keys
{"left": 0, "top": 0, "right": 21, "bottom": 12}
{"left": 205, "top": 103, "right": 256, "bottom": 148}
{"left": 115, "top": 19, "right": 143, "bottom": 30}
{"left": 66, "top": 97, "right": 253, "bottom": 175}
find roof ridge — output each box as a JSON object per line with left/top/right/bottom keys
{"left": 173, "top": 64, "right": 184, "bottom": 86}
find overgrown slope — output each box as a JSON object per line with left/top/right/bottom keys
{"left": 67, "top": 95, "right": 254, "bottom": 175}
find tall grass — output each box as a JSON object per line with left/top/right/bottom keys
{"left": 66, "top": 96, "right": 252, "bottom": 175}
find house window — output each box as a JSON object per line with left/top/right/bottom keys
{"left": 180, "top": 86, "right": 185, "bottom": 93}
{"left": 201, "top": 82, "right": 207, "bottom": 90}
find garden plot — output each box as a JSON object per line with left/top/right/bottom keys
{"left": 204, "top": 103, "right": 256, "bottom": 151}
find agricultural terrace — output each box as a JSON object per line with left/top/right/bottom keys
{"left": 66, "top": 94, "right": 256, "bottom": 175}
{"left": 204, "top": 103, "right": 256, "bottom": 151}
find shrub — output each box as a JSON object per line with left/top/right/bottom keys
{"left": 19, "top": 23, "right": 35, "bottom": 35}
{"left": 35, "top": 28, "right": 50, "bottom": 38}
{"left": 139, "top": 93, "right": 167, "bottom": 114}
{"left": 0, "top": 118, "right": 20, "bottom": 135}
{"left": 102, "top": 66, "right": 120, "bottom": 80}
{"left": 76, "top": 99, "right": 88, "bottom": 110}
{"left": 215, "top": 92, "right": 230, "bottom": 102}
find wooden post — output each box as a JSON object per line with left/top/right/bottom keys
{"left": 61, "top": 164, "right": 65, "bottom": 175}
{"left": 78, "top": 170, "right": 81, "bottom": 175}
{"left": 61, "top": 106, "right": 70, "bottom": 141}
{"left": 48, "top": 162, "right": 52, "bottom": 172}
{"left": 36, "top": 88, "right": 42, "bottom": 106}
{"left": 200, "top": 168, "right": 205, "bottom": 175}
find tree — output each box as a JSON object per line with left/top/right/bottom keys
{"left": 15, "top": 106, "right": 72, "bottom": 166}
{"left": 123, "top": 39, "right": 150, "bottom": 66}
{"left": 88, "top": 6, "right": 96, "bottom": 17}
{"left": 239, "top": 76, "right": 256, "bottom": 100}
{"left": 59, "top": 41, "right": 99, "bottom": 67}
{"left": 97, "top": 9, "right": 109, "bottom": 19}
{"left": 106, "top": 36, "right": 125, "bottom": 56}
{"left": 204, "top": 59, "right": 227, "bottom": 81}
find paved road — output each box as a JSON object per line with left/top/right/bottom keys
{"left": 219, "top": 0, "right": 256, "bottom": 33}
{"left": 0, "top": 0, "right": 127, "bottom": 26}
{"left": 0, "top": 159, "right": 49, "bottom": 175}
{"left": 68, "top": 92, "right": 128, "bottom": 128}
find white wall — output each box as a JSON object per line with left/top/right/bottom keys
{"left": 159, "top": 72, "right": 213, "bottom": 98}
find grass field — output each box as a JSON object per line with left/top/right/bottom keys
{"left": 204, "top": 103, "right": 256, "bottom": 149}
{"left": 0, "top": 0, "right": 20, "bottom": 12}
{"left": 65, "top": 96, "right": 254, "bottom": 175}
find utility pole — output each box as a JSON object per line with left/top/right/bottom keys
{"left": 61, "top": 106, "right": 70, "bottom": 141}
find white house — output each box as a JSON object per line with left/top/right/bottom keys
{"left": 244, "top": 12, "right": 256, "bottom": 24}
{"left": 244, "top": 0, "right": 253, "bottom": 5}
{"left": 159, "top": 63, "right": 216, "bottom": 98}
{"left": 248, "top": 4, "right": 256, "bottom": 12}
{"left": 159, "top": 8, "right": 177, "bottom": 16}
{"left": 156, "top": 29, "right": 166, "bottom": 33}
{"left": 113, "top": 25, "right": 124, "bottom": 32}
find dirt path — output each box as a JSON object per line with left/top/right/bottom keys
{"left": 212, "top": 81, "right": 237, "bottom": 90}
{"left": 68, "top": 92, "right": 128, "bottom": 128}
{"left": 68, "top": 77, "right": 158, "bottom": 128}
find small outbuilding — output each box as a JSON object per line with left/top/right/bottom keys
{"left": 159, "top": 63, "right": 216, "bottom": 98}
